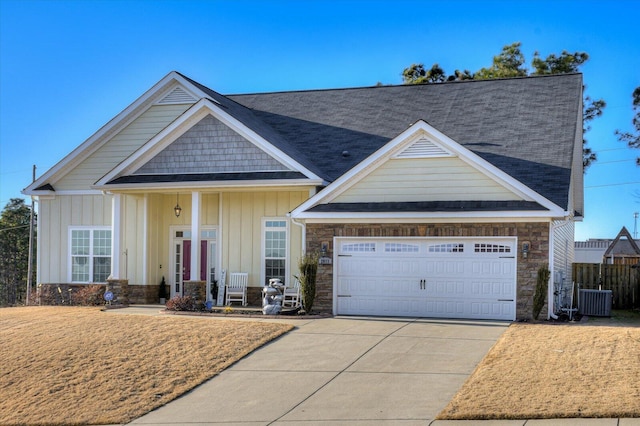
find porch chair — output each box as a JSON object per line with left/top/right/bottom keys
{"left": 282, "top": 279, "right": 301, "bottom": 308}
{"left": 225, "top": 272, "right": 248, "bottom": 306}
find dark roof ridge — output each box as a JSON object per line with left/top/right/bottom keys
{"left": 224, "top": 72, "right": 583, "bottom": 97}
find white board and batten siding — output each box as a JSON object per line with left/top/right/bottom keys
{"left": 37, "top": 194, "right": 112, "bottom": 284}
{"left": 335, "top": 237, "right": 517, "bottom": 321}
{"left": 56, "top": 104, "right": 192, "bottom": 190}
{"left": 221, "top": 190, "right": 309, "bottom": 287}
{"left": 333, "top": 157, "right": 522, "bottom": 203}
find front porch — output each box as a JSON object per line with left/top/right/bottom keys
{"left": 107, "top": 188, "right": 309, "bottom": 306}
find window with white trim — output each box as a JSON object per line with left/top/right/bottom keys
{"left": 263, "top": 220, "right": 287, "bottom": 285}
{"left": 70, "top": 228, "right": 112, "bottom": 283}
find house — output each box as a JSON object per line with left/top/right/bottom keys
{"left": 574, "top": 227, "right": 640, "bottom": 265}
{"left": 574, "top": 239, "right": 612, "bottom": 263}
{"left": 23, "top": 71, "right": 584, "bottom": 320}
{"left": 603, "top": 226, "right": 640, "bottom": 265}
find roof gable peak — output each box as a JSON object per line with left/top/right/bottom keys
{"left": 291, "top": 120, "right": 565, "bottom": 217}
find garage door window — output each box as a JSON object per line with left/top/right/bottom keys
{"left": 428, "top": 243, "right": 464, "bottom": 253}
{"left": 475, "top": 243, "right": 511, "bottom": 253}
{"left": 384, "top": 243, "right": 419, "bottom": 253}
{"left": 342, "top": 242, "right": 376, "bottom": 253}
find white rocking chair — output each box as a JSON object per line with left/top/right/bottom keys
{"left": 225, "top": 272, "right": 248, "bottom": 306}
{"left": 282, "top": 279, "right": 301, "bottom": 308}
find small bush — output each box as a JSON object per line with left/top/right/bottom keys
{"left": 36, "top": 285, "right": 54, "bottom": 305}
{"left": 165, "top": 296, "right": 198, "bottom": 311}
{"left": 298, "top": 252, "right": 319, "bottom": 313}
{"left": 74, "top": 285, "right": 105, "bottom": 306}
{"left": 533, "top": 264, "right": 550, "bottom": 320}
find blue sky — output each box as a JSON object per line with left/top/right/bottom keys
{"left": 1, "top": 0, "right": 638, "bottom": 241}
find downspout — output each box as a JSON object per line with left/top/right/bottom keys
{"left": 548, "top": 216, "right": 573, "bottom": 320}
{"left": 289, "top": 215, "right": 306, "bottom": 255}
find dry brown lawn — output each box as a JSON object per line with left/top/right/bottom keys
{"left": 438, "top": 319, "right": 640, "bottom": 420}
{"left": 0, "top": 306, "right": 293, "bottom": 426}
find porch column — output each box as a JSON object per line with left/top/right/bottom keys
{"left": 111, "top": 193, "right": 122, "bottom": 279}
{"left": 190, "top": 191, "right": 201, "bottom": 281}
{"left": 186, "top": 191, "right": 206, "bottom": 302}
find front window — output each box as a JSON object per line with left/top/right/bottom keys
{"left": 264, "top": 219, "right": 287, "bottom": 285}
{"left": 70, "top": 228, "right": 112, "bottom": 283}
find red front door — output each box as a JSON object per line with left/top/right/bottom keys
{"left": 178, "top": 240, "right": 208, "bottom": 296}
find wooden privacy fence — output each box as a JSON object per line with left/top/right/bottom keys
{"left": 572, "top": 263, "right": 640, "bottom": 309}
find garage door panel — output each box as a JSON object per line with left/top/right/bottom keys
{"left": 339, "top": 277, "right": 423, "bottom": 298}
{"left": 339, "top": 258, "right": 379, "bottom": 276}
{"left": 336, "top": 237, "right": 516, "bottom": 321}
{"left": 470, "top": 280, "right": 513, "bottom": 298}
{"left": 426, "top": 280, "right": 465, "bottom": 296}
{"left": 426, "top": 260, "right": 465, "bottom": 276}
{"left": 425, "top": 300, "right": 465, "bottom": 316}
{"left": 471, "top": 301, "right": 513, "bottom": 318}
{"left": 381, "top": 258, "right": 422, "bottom": 276}
{"left": 471, "top": 260, "right": 514, "bottom": 277}
{"left": 381, "top": 299, "right": 422, "bottom": 316}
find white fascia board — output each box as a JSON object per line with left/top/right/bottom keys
{"left": 21, "top": 189, "right": 104, "bottom": 198}
{"left": 294, "top": 208, "right": 564, "bottom": 221}
{"left": 50, "top": 190, "right": 105, "bottom": 196}
{"left": 23, "top": 71, "right": 207, "bottom": 195}
{"left": 95, "top": 98, "right": 322, "bottom": 187}
{"left": 291, "top": 120, "right": 563, "bottom": 217}
{"left": 94, "top": 179, "right": 323, "bottom": 192}
{"left": 303, "top": 216, "right": 554, "bottom": 224}
{"left": 21, "top": 189, "right": 54, "bottom": 197}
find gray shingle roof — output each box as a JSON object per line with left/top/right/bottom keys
{"left": 108, "top": 171, "right": 306, "bottom": 185}
{"left": 225, "top": 74, "right": 582, "bottom": 209}
{"left": 307, "top": 200, "right": 546, "bottom": 213}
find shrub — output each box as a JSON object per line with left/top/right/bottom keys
{"left": 73, "top": 285, "right": 105, "bottom": 306}
{"left": 297, "top": 252, "right": 319, "bottom": 313}
{"left": 38, "top": 285, "right": 57, "bottom": 305}
{"left": 165, "top": 295, "right": 198, "bottom": 311}
{"left": 158, "top": 276, "right": 168, "bottom": 301}
{"left": 533, "top": 264, "right": 550, "bottom": 320}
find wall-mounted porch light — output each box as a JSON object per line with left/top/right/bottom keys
{"left": 522, "top": 242, "right": 530, "bottom": 259}
{"left": 174, "top": 193, "right": 182, "bottom": 218}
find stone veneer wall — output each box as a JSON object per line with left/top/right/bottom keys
{"left": 106, "top": 278, "right": 129, "bottom": 305}
{"left": 305, "top": 222, "right": 549, "bottom": 320}
{"left": 184, "top": 281, "right": 206, "bottom": 301}
{"left": 128, "top": 284, "right": 162, "bottom": 304}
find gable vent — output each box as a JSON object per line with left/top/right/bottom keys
{"left": 395, "top": 137, "right": 452, "bottom": 158}
{"left": 157, "top": 86, "right": 198, "bottom": 105}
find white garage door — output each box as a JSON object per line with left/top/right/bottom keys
{"left": 335, "top": 237, "right": 516, "bottom": 320}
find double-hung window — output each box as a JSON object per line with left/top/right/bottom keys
{"left": 263, "top": 219, "right": 287, "bottom": 285}
{"left": 70, "top": 227, "right": 112, "bottom": 283}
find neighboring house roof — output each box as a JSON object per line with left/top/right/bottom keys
{"left": 574, "top": 239, "right": 611, "bottom": 264}
{"left": 575, "top": 240, "right": 612, "bottom": 249}
{"left": 604, "top": 226, "right": 640, "bottom": 257}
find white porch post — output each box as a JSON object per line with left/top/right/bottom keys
{"left": 190, "top": 191, "right": 201, "bottom": 282}
{"left": 111, "top": 193, "right": 122, "bottom": 279}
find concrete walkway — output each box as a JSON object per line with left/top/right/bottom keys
{"left": 108, "top": 307, "right": 639, "bottom": 425}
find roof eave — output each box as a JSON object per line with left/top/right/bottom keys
{"left": 93, "top": 178, "right": 324, "bottom": 192}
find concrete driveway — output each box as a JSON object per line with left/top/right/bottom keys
{"left": 129, "top": 316, "right": 508, "bottom": 425}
